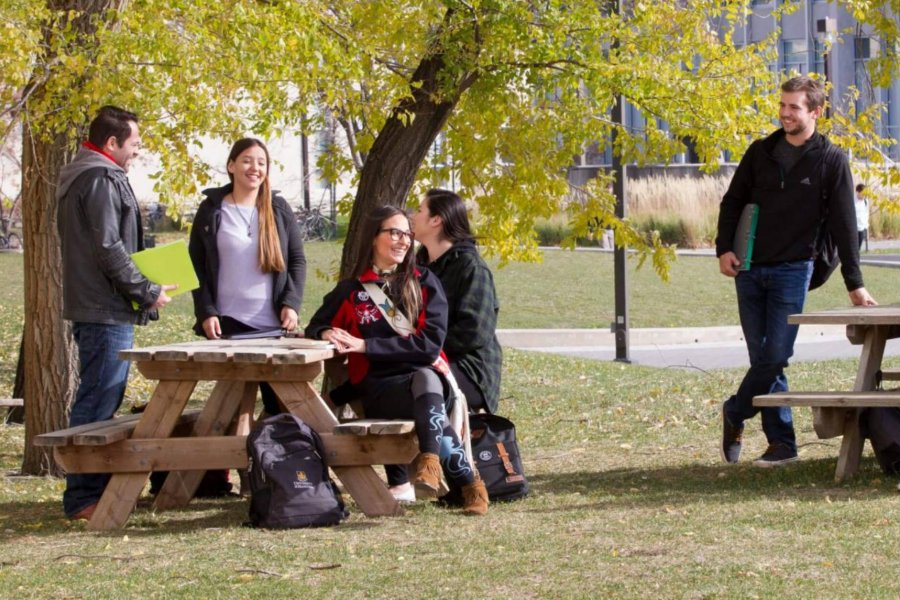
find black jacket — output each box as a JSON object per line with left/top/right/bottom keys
{"left": 56, "top": 147, "right": 160, "bottom": 325}
{"left": 716, "top": 130, "right": 862, "bottom": 291}
{"left": 421, "top": 240, "right": 502, "bottom": 413}
{"left": 188, "top": 184, "right": 306, "bottom": 335}
{"left": 305, "top": 267, "right": 447, "bottom": 386}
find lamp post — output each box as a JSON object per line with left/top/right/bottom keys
{"left": 816, "top": 17, "right": 837, "bottom": 118}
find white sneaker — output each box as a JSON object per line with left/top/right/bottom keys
{"left": 389, "top": 483, "right": 416, "bottom": 503}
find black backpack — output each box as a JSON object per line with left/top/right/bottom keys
{"left": 441, "top": 413, "right": 529, "bottom": 505}
{"left": 247, "top": 413, "right": 347, "bottom": 528}
{"left": 808, "top": 142, "right": 844, "bottom": 291}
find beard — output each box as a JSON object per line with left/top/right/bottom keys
{"left": 782, "top": 120, "right": 811, "bottom": 137}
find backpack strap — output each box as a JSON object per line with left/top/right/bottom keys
{"left": 496, "top": 442, "right": 517, "bottom": 476}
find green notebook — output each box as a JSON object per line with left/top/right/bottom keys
{"left": 130, "top": 240, "right": 199, "bottom": 307}
{"left": 733, "top": 203, "right": 759, "bottom": 271}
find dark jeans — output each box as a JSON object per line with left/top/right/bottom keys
{"left": 724, "top": 260, "right": 813, "bottom": 451}
{"left": 63, "top": 322, "right": 134, "bottom": 517}
{"left": 219, "top": 316, "right": 281, "bottom": 415}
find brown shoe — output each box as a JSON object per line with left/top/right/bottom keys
{"left": 69, "top": 502, "right": 98, "bottom": 521}
{"left": 411, "top": 452, "right": 442, "bottom": 498}
{"left": 462, "top": 479, "right": 489, "bottom": 516}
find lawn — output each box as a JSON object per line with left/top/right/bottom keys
{"left": 1, "top": 244, "right": 899, "bottom": 598}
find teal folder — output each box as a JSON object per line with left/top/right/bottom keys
{"left": 733, "top": 203, "right": 759, "bottom": 271}
{"left": 130, "top": 240, "right": 199, "bottom": 305}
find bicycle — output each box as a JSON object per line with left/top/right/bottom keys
{"left": 0, "top": 217, "right": 21, "bottom": 250}
{"left": 295, "top": 207, "right": 336, "bottom": 242}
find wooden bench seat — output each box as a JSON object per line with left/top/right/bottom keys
{"left": 0, "top": 398, "right": 24, "bottom": 408}
{"left": 333, "top": 419, "right": 416, "bottom": 436}
{"left": 754, "top": 391, "right": 900, "bottom": 408}
{"left": 34, "top": 409, "right": 202, "bottom": 447}
{"left": 880, "top": 368, "right": 900, "bottom": 382}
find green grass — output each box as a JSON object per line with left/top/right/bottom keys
{"left": 2, "top": 244, "right": 900, "bottom": 598}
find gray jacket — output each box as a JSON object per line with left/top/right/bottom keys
{"left": 56, "top": 147, "right": 161, "bottom": 325}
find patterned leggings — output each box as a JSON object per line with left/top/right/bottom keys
{"left": 364, "top": 368, "right": 475, "bottom": 488}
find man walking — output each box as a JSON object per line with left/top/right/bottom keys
{"left": 56, "top": 106, "right": 175, "bottom": 519}
{"left": 716, "top": 76, "right": 877, "bottom": 467}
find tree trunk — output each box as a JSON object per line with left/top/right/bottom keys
{"left": 19, "top": 0, "right": 125, "bottom": 475}
{"left": 339, "top": 51, "right": 472, "bottom": 278}
{"left": 20, "top": 124, "right": 79, "bottom": 476}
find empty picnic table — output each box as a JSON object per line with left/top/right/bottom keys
{"left": 753, "top": 305, "right": 900, "bottom": 482}
{"left": 36, "top": 338, "right": 417, "bottom": 530}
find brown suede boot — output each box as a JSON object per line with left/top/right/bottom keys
{"left": 462, "top": 479, "right": 489, "bottom": 516}
{"left": 411, "top": 452, "right": 442, "bottom": 498}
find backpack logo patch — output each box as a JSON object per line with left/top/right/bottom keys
{"left": 800, "top": 177, "right": 811, "bottom": 185}
{"left": 479, "top": 450, "right": 494, "bottom": 461}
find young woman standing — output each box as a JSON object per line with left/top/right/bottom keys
{"left": 189, "top": 138, "right": 306, "bottom": 415}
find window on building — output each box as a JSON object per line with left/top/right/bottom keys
{"left": 782, "top": 39, "right": 808, "bottom": 75}
{"left": 813, "top": 40, "right": 826, "bottom": 76}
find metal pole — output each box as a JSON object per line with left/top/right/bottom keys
{"left": 301, "top": 131, "right": 311, "bottom": 211}
{"left": 611, "top": 94, "right": 630, "bottom": 363}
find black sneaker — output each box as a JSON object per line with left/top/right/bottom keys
{"left": 752, "top": 443, "right": 798, "bottom": 467}
{"left": 721, "top": 404, "right": 743, "bottom": 464}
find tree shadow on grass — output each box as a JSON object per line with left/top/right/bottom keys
{"left": 521, "top": 457, "right": 898, "bottom": 514}
{"left": 0, "top": 493, "right": 386, "bottom": 542}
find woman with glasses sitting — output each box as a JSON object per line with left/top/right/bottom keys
{"left": 305, "top": 206, "right": 488, "bottom": 516}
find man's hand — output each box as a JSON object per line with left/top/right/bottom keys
{"left": 718, "top": 252, "right": 741, "bottom": 277}
{"left": 849, "top": 287, "right": 878, "bottom": 307}
{"left": 151, "top": 284, "right": 178, "bottom": 309}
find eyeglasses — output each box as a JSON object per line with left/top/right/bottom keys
{"left": 379, "top": 228, "right": 414, "bottom": 243}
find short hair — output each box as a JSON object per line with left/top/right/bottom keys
{"left": 88, "top": 105, "right": 139, "bottom": 148}
{"left": 856, "top": 183, "right": 866, "bottom": 193}
{"left": 781, "top": 76, "right": 826, "bottom": 111}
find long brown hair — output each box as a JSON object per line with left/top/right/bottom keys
{"left": 350, "top": 206, "right": 422, "bottom": 323}
{"left": 227, "top": 138, "right": 284, "bottom": 273}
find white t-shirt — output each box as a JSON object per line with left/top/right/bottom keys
{"left": 855, "top": 196, "right": 869, "bottom": 231}
{"left": 216, "top": 203, "right": 280, "bottom": 330}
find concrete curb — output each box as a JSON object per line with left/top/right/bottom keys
{"left": 497, "top": 324, "right": 849, "bottom": 349}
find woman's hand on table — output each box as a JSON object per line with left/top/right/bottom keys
{"left": 280, "top": 306, "right": 299, "bottom": 331}
{"left": 202, "top": 316, "right": 222, "bottom": 339}
{"left": 322, "top": 328, "right": 366, "bottom": 354}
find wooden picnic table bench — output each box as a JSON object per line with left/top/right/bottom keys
{"left": 753, "top": 306, "right": 900, "bottom": 482}
{"left": 36, "top": 338, "right": 419, "bottom": 530}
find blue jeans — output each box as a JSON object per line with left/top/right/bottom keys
{"left": 63, "top": 322, "right": 134, "bottom": 517}
{"left": 724, "top": 260, "right": 813, "bottom": 452}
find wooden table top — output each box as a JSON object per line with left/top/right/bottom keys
{"left": 788, "top": 305, "right": 900, "bottom": 326}
{"left": 119, "top": 337, "right": 335, "bottom": 365}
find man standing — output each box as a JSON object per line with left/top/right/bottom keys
{"left": 716, "top": 76, "right": 877, "bottom": 467}
{"left": 56, "top": 106, "right": 175, "bottom": 519}
{"left": 855, "top": 183, "right": 869, "bottom": 251}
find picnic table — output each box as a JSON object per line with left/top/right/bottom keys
{"left": 36, "top": 338, "right": 418, "bottom": 530}
{"left": 753, "top": 305, "right": 900, "bottom": 482}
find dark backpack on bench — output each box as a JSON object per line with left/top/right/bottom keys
{"left": 247, "top": 413, "right": 347, "bottom": 528}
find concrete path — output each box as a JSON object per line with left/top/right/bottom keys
{"left": 498, "top": 326, "right": 900, "bottom": 370}
{"left": 509, "top": 240, "right": 900, "bottom": 369}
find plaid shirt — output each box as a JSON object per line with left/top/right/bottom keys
{"left": 425, "top": 240, "right": 502, "bottom": 413}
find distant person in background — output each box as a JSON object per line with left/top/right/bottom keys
{"left": 56, "top": 105, "right": 175, "bottom": 520}
{"left": 189, "top": 138, "right": 306, "bottom": 415}
{"left": 855, "top": 183, "right": 869, "bottom": 251}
